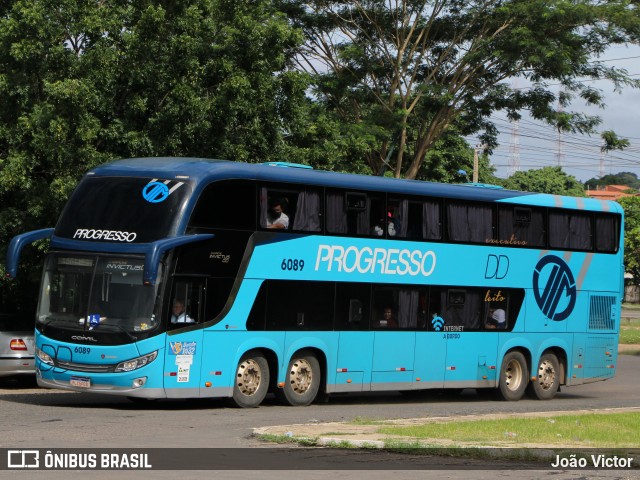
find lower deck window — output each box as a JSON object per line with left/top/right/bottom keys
{"left": 247, "top": 281, "right": 524, "bottom": 332}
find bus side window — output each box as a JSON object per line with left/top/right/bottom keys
{"left": 371, "top": 285, "right": 423, "bottom": 329}
{"left": 434, "top": 288, "right": 482, "bottom": 330}
{"left": 259, "top": 185, "right": 321, "bottom": 232}
{"left": 484, "top": 289, "right": 509, "bottom": 330}
{"left": 335, "top": 283, "right": 370, "bottom": 330}
{"left": 169, "top": 280, "right": 203, "bottom": 327}
{"left": 326, "top": 190, "right": 385, "bottom": 237}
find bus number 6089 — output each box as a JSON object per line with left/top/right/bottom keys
{"left": 281, "top": 259, "right": 304, "bottom": 271}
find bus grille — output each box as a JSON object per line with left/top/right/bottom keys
{"left": 55, "top": 360, "right": 115, "bottom": 373}
{"left": 589, "top": 296, "right": 616, "bottom": 330}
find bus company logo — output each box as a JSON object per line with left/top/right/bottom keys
{"left": 141, "top": 180, "right": 184, "bottom": 203}
{"left": 142, "top": 182, "right": 170, "bottom": 203}
{"left": 533, "top": 255, "right": 577, "bottom": 321}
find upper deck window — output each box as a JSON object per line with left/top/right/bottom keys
{"left": 549, "top": 211, "right": 593, "bottom": 251}
{"left": 190, "top": 180, "right": 256, "bottom": 231}
{"left": 497, "top": 205, "right": 546, "bottom": 247}
{"left": 447, "top": 201, "right": 495, "bottom": 243}
{"left": 55, "top": 177, "right": 190, "bottom": 243}
{"left": 259, "top": 185, "right": 322, "bottom": 232}
{"left": 326, "top": 189, "right": 385, "bottom": 236}
{"left": 595, "top": 214, "right": 620, "bottom": 253}
{"left": 388, "top": 196, "right": 442, "bottom": 240}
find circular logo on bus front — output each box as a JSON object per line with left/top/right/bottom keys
{"left": 142, "top": 182, "right": 170, "bottom": 203}
{"left": 532, "top": 255, "right": 576, "bottom": 321}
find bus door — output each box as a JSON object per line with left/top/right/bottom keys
{"left": 413, "top": 289, "right": 446, "bottom": 389}
{"left": 333, "top": 284, "right": 373, "bottom": 392}
{"left": 440, "top": 288, "right": 500, "bottom": 388}
{"left": 370, "top": 287, "right": 418, "bottom": 390}
{"left": 413, "top": 332, "right": 446, "bottom": 390}
{"left": 164, "top": 279, "right": 205, "bottom": 398}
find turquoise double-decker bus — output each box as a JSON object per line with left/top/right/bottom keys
{"left": 6, "top": 158, "right": 623, "bottom": 407}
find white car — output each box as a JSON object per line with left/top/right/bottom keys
{"left": 0, "top": 314, "right": 35, "bottom": 377}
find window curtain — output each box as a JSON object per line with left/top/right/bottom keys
{"left": 326, "top": 192, "right": 347, "bottom": 233}
{"left": 448, "top": 203, "right": 492, "bottom": 242}
{"left": 259, "top": 187, "right": 269, "bottom": 228}
{"left": 423, "top": 201, "right": 441, "bottom": 240}
{"left": 498, "top": 207, "right": 545, "bottom": 247}
{"left": 356, "top": 198, "right": 371, "bottom": 235}
{"left": 569, "top": 214, "right": 592, "bottom": 250}
{"left": 596, "top": 216, "right": 617, "bottom": 251}
{"left": 549, "top": 213, "right": 570, "bottom": 248}
{"left": 292, "top": 190, "right": 321, "bottom": 231}
{"left": 441, "top": 289, "right": 482, "bottom": 329}
{"left": 395, "top": 199, "right": 409, "bottom": 237}
{"left": 398, "top": 289, "right": 419, "bottom": 328}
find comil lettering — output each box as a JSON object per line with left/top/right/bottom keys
{"left": 73, "top": 229, "right": 137, "bottom": 242}
{"left": 315, "top": 245, "right": 436, "bottom": 277}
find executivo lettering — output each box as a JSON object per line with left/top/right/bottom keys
{"left": 315, "top": 245, "right": 436, "bottom": 276}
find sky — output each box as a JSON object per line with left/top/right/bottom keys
{"left": 473, "top": 44, "right": 640, "bottom": 184}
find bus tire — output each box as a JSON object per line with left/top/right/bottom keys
{"left": 228, "top": 353, "right": 269, "bottom": 408}
{"left": 497, "top": 351, "right": 528, "bottom": 401}
{"left": 280, "top": 352, "right": 320, "bottom": 406}
{"left": 527, "top": 353, "right": 560, "bottom": 400}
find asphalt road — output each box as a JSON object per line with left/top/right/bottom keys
{"left": 0, "top": 355, "right": 639, "bottom": 479}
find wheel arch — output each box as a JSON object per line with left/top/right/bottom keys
{"left": 283, "top": 346, "right": 328, "bottom": 396}
{"left": 538, "top": 346, "right": 568, "bottom": 386}
{"left": 500, "top": 344, "right": 533, "bottom": 379}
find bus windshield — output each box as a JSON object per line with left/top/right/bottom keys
{"left": 37, "top": 254, "right": 162, "bottom": 335}
{"left": 54, "top": 176, "right": 190, "bottom": 243}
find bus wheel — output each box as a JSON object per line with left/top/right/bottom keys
{"left": 497, "top": 351, "right": 528, "bottom": 401}
{"left": 281, "top": 352, "right": 320, "bottom": 406}
{"left": 229, "top": 353, "right": 269, "bottom": 408}
{"left": 527, "top": 353, "right": 560, "bottom": 400}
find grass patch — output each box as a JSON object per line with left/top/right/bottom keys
{"left": 378, "top": 413, "right": 640, "bottom": 448}
{"left": 620, "top": 325, "right": 640, "bottom": 344}
{"left": 256, "top": 433, "right": 318, "bottom": 446}
{"left": 350, "top": 416, "right": 384, "bottom": 426}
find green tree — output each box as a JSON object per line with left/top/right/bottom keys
{"left": 502, "top": 166, "right": 585, "bottom": 196}
{"left": 0, "top": 0, "right": 307, "bottom": 310}
{"left": 618, "top": 196, "right": 640, "bottom": 281}
{"left": 285, "top": 0, "right": 640, "bottom": 179}
{"left": 585, "top": 172, "right": 640, "bottom": 191}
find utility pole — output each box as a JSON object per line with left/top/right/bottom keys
{"left": 473, "top": 144, "right": 486, "bottom": 183}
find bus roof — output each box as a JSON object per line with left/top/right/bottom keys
{"left": 87, "top": 157, "right": 621, "bottom": 213}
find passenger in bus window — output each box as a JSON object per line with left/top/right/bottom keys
{"left": 171, "top": 299, "right": 195, "bottom": 324}
{"left": 373, "top": 212, "right": 401, "bottom": 237}
{"left": 377, "top": 307, "right": 398, "bottom": 328}
{"left": 485, "top": 308, "right": 506, "bottom": 330}
{"left": 266, "top": 198, "right": 289, "bottom": 229}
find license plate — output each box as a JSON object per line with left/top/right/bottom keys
{"left": 70, "top": 376, "right": 91, "bottom": 388}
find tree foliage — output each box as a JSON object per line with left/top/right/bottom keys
{"left": 502, "top": 166, "right": 585, "bottom": 196}
{"left": 618, "top": 196, "right": 640, "bottom": 281}
{"left": 585, "top": 172, "right": 640, "bottom": 191}
{"left": 0, "top": 0, "right": 307, "bottom": 310}
{"left": 284, "top": 0, "right": 640, "bottom": 179}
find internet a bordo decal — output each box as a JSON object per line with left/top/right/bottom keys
{"left": 533, "top": 255, "right": 577, "bottom": 321}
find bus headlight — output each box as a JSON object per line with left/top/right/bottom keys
{"left": 36, "top": 347, "right": 54, "bottom": 366}
{"left": 115, "top": 351, "right": 158, "bottom": 372}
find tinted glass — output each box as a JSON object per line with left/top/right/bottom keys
{"left": 190, "top": 180, "right": 256, "bottom": 230}
{"left": 55, "top": 177, "right": 191, "bottom": 243}
{"left": 595, "top": 214, "right": 620, "bottom": 253}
